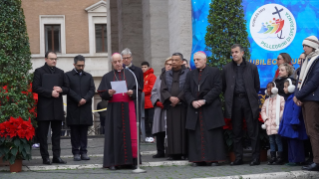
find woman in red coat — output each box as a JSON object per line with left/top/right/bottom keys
{"left": 141, "top": 61, "right": 157, "bottom": 143}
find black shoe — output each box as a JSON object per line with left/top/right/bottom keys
{"left": 210, "top": 162, "right": 220, "bottom": 166}
{"left": 273, "top": 152, "right": 284, "bottom": 165}
{"left": 166, "top": 157, "right": 173, "bottom": 160}
{"left": 192, "top": 162, "right": 199, "bottom": 167}
{"left": 250, "top": 159, "right": 260, "bottom": 166}
{"left": 109, "top": 166, "right": 117, "bottom": 170}
{"left": 74, "top": 154, "right": 81, "bottom": 161}
{"left": 153, "top": 153, "right": 165, "bottom": 158}
{"left": 52, "top": 157, "right": 67, "bottom": 164}
{"left": 230, "top": 159, "right": 243, "bottom": 166}
{"left": 302, "top": 163, "right": 319, "bottom": 171}
{"left": 267, "top": 151, "right": 277, "bottom": 165}
{"left": 304, "top": 158, "right": 314, "bottom": 165}
{"left": 167, "top": 155, "right": 181, "bottom": 160}
{"left": 81, "top": 154, "right": 90, "bottom": 160}
{"left": 42, "top": 158, "right": 52, "bottom": 165}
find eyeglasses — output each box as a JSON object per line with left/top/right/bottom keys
{"left": 165, "top": 63, "right": 172, "bottom": 66}
{"left": 76, "top": 65, "right": 85, "bottom": 67}
{"left": 123, "top": 56, "right": 131, "bottom": 60}
{"left": 48, "top": 58, "right": 58, "bottom": 61}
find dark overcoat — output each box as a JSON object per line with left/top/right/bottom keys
{"left": 128, "top": 64, "right": 144, "bottom": 91}
{"left": 222, "top": 60, "right": 260, "bottom": 119}
{"left": 32, "top": 63, "right": 69, "bottom": 121}
{"left": 65, "top": 70, "right": 95, "bottom": 126}
{"left": 184, "top": 66, "right": 225, "bottom": 130}
{"left": 295, "top": 56, "right": 319, "bottom": 102}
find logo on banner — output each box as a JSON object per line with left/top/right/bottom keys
{"left": 250, "top": 4, "right": 297, "bottom": 51}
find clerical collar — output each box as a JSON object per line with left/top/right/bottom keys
{"left": 115, "top": 69, "right": 123, "bottom": 73}
{"left": 198, "top": 66, "right": 206, "bottom": 72}
{"left": 126, "top": 63, "right": 133, "bottom": 68}
{"left": 45, "top": 63, "right": 56, "bottom": 73}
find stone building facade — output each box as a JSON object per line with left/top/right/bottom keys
{"left": 22, "top": 0, "right": 192, "bottom": 133}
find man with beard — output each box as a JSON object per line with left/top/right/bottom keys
{"left": 65, "top": 55, "right": 95, "bottom": 161}
{"left": 184, "top": 51, "right": 226, "bottom": 166}
{"left": 98, "top": 53, "right": 137, "bottom": 170}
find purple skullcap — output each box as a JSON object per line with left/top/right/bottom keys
{"left": 112, "top": 52, "right": 121, "bottom": 56}
{"left": 197, "top": 51, "right": 206, "bottom": 55}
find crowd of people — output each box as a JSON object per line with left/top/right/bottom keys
{"left": 33, "top": 35, "right": 319, "bottom": 172}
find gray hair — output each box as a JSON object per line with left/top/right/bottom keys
{"left": 121, "top": 48, "right": 132, "bottom": 56}
{"left": 194, "top": 52, "right": 207, "bottom": 59}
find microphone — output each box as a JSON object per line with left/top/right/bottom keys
{"left": 125, "top": 66, "right": 146, "bottom": 173}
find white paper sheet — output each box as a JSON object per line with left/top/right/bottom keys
{"left": 111, "top": 80, "right": 128, "bottom": 94}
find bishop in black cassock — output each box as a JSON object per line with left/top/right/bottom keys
{"left": 184, "top": 52, "right": 226, "bottom": 166}
{"left": 98, "top": 53, "right": 138, "bottom": 170}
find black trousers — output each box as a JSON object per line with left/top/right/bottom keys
{"left": 145, "top": 108, "right": 154, "bottom": 137}
{"left": 70, "top": 125, "right": 88, "bottom": 155}
{"left": 37, "top": 120, "right": 62, "bottom": 159}
{"left": 232, "top": 96, "right": 260, "bottom": 160}
{"left": 100, "top": 117, "right": 106, "bottom": 134}
{"left": 304, "top": 139, "right": 313, "bottom": 159}
{"left": 154, "top": 132, "right": 165, "bottom": 155}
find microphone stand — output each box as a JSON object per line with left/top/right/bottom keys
{"left": 126, "top": 67, "right": 146, "bottom": 173}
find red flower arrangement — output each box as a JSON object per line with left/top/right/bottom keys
{"left": 0, "top": 117, "right": 35, "bottom": 141}
{"left": 1, "top": 82, "right": 37, "bottom": 165}
{"left": 0, "top": 116, "right": 35, "bottom": 164}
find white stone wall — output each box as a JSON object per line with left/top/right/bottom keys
{"left": 109, "top": 0, "right": 193, "bottom": 75}
{"left": 142, "top": 0, "right": 170, "bottom": 76}
{"left": 168, "top": 0, "right": 193, "bottom": 61}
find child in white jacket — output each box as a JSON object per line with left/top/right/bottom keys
{"left": 261, "top": 82, "right": 285, "bottom": 165}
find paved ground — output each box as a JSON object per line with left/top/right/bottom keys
{"left": 0, "top": 137, "right": 318, "bottom": 179}
{"left": 0, "top": 164, "right": 305, "bottom": 179}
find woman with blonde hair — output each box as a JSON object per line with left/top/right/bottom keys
{"left": 150, "top": 57, "right": 172, "bottom": 158}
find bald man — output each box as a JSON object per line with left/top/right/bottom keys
{"left": 184, "top": 52, "right": 226, "bottom": 166}
{"left": 98, "top": 53, "right": 138, "bottom": 170}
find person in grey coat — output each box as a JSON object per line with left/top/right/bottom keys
{"left": 151, "top": 57, "right": 172, "bottom": 158}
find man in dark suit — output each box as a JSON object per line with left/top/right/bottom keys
{"left": 222, "top": 44, "right": 261, "bottom": 166}
{"left": 121, "top": 48, "right": 144, "bottom": 124}
{"left": 121, "top": 48, "right": 144, "bottom": 92}
{"left": 65, "top": 55, "right": 95, "bottom": 161}
{"left": 32, "top": 51, "right": 69, "bottom": 165}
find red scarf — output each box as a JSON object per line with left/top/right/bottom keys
{"left": 275, "top": 69, "right": 279, "bottom": 78}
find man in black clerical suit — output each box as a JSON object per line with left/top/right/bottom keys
{"left": 32, "top": 51, "right": 68, "bottom": 165}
